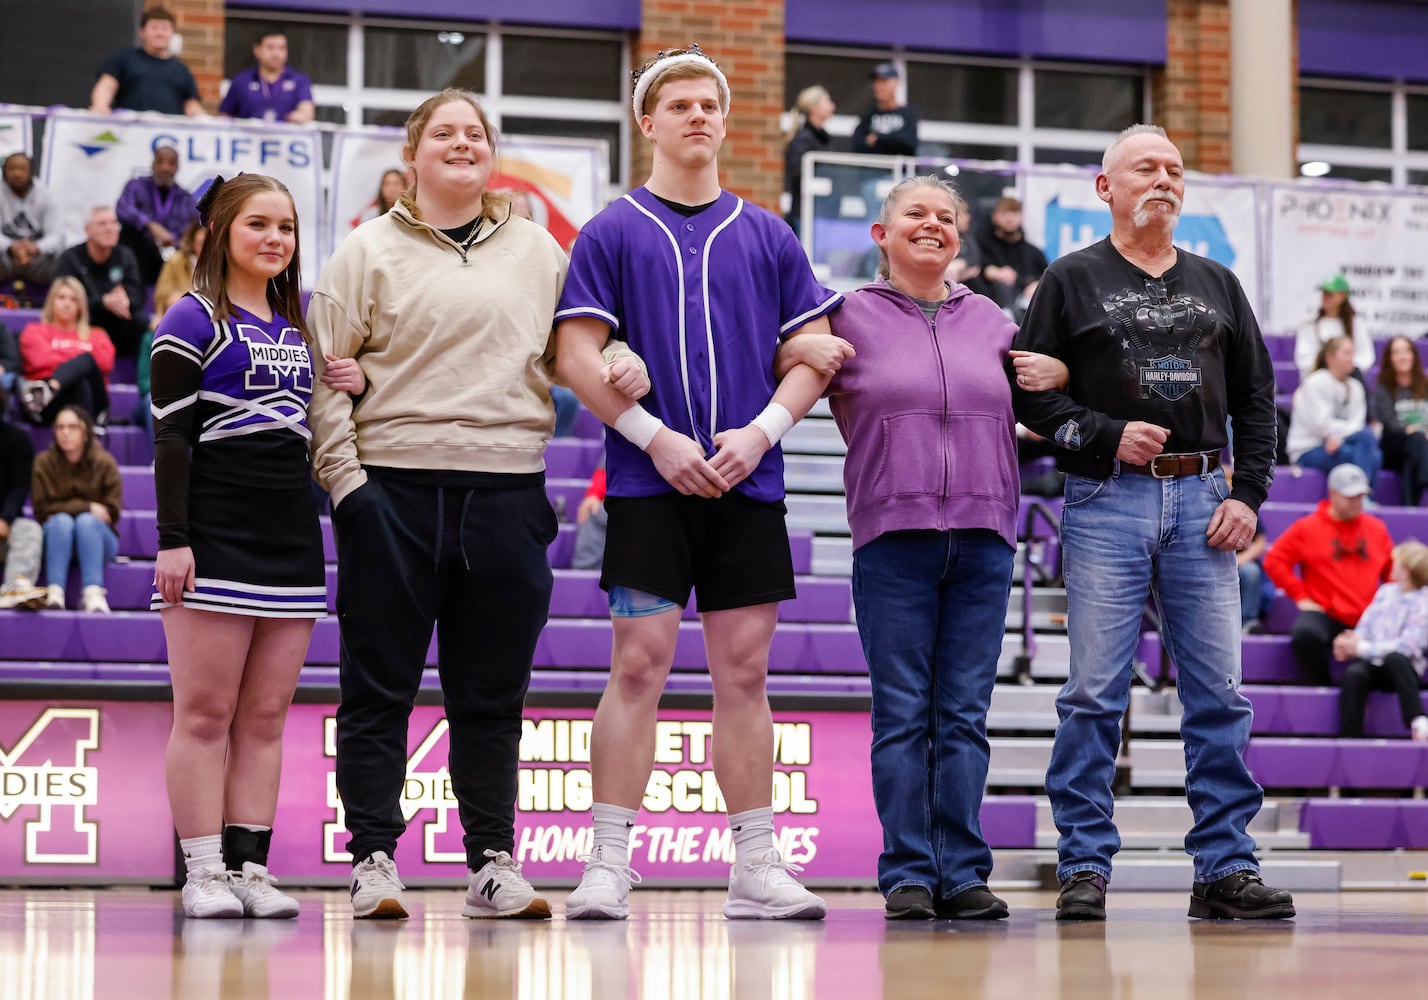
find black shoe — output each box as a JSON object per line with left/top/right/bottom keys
{"left": 885, "top": 885, "right": 935, "bottom": 920}
{"left": 1056, "top": 871, "right": 1107, "bottom": 921}
{"left": 1189, "top": 870, "right": 1295, "bottom": 920}
{"left": 935, "top": 885, "right": 1009, "bottom": 920}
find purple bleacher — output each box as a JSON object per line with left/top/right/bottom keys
{"left": 1244, "top": 684, "right": 1427, "bottom": 736}
{"left": 108, "top": 384, "right": 139, "bottom": 421}
{"left": 1245, "top": 737, "right": 1428, "bottom": 788}
{"left": 0, "top": 307, "right": 41, "bottom": 332}
{"left": 1239, "top": 635, "right": 1301, "bottom": 683}
{"left": 979, "top": 796, "right": 1037, "bottom": 849}
{"left": 1299, "top": 799, "right": 1428, "bottom": 850}
{"left": 1263, "top": 335, "right": 1295, "bottom": 364}
{"left": 545, "top": 438, "right": 603, "bottom": 480}
{"left": 5, "top": 613, "right": 866, "bottom": 676}
{"left": 1265, "top": 466, "right": 1326, "bottom": 504}
{"left": 1272, "top": 360, "right": 1300, "bottom": 395}
{"left": 1261, "top": 501, "right": 1428, "bottom": 542}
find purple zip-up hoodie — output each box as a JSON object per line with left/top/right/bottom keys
{"left": 828, "top": 278, "right": 1020, "bottom": 552}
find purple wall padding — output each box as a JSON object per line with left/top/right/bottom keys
{"left": 1299, "top": 0, "right": 1428, "bottom": 83}
{"left": 226, "top": 0, "right": 640, "bottom": 31}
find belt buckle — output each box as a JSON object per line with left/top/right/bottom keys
{"left": 1150, "top": 455, "right": 1177, "bottom": 479}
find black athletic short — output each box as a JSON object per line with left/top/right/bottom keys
{"left": 600, "top": 490, "right": 796, "bottom": 612}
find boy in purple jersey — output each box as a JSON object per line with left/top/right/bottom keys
{"left": 554, "top": 45, "right": 848, "bottom": 921}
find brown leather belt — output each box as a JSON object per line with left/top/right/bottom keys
{"left": 1119, "top": 451, "right": 1221, "bottom": 478}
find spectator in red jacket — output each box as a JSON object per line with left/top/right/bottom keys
{"left": 1263, "top": 464, "right": 1394, "bottom": 685}
{"left": 17, "top": 277, "right": 115, "bottom": 428}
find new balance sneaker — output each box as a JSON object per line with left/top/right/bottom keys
{"left": 44, "top": 584, "right": 65, "bottom": 610}
{"left": 350, "top": 851, "right": 408, "bottom": 919}
{"left": 463, "top": 849, "right": 551, "bottom": 919}
{"left": 81, "top": 585, "right": 111, "bottom": 614}
{"left": 182, "top": 864, "right": 243, "bottom": 919}
{"left": 229, "top": 862, "right": 300, "bottom": 919}
{"left": 1412, "top": 716, "right": 1428, "bottom": 742}
{"left": 723, "top": 849, "right": 826, "bottom": 920}
{"left": 565, "top": 848, "right": 642, "bottom": 920}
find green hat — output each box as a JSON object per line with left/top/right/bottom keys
{"left": 1319, "top": 274, "right": 1350, "bottom": 294}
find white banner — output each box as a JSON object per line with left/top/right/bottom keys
{"left": 1266, "top": 184, "right": 1428, "bottom": 340}
{"left": 327, "top": 128, "right": 608, "bottom": 261}
{"left": 38, "top": 110, "right": 325, "bottom": 287}
{"left": 0, "top": 111, "right": 31, "bottom": 159}
{"left": 1020, "top": 166, "right": 1263, "bottom": 315}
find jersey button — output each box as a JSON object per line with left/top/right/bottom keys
{"left": 688, "top": 246, "right": 698, "bottom": 254}
{"left": 686, "top": 223, "right": 696, "bottom": 232}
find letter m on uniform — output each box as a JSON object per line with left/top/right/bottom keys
{"left": 0, "top": 708, "right": 101, "bottom": 864}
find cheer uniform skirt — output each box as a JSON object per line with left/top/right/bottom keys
{"left": 150, "top": 474, "right": 326, "bottom": 618}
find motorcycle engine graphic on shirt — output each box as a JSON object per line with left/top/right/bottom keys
{"left": 1101, "top": 281, "right": 1215, "bottom": 403}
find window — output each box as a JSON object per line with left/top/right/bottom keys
{"left": 223, "top": 17, "right": 347, "bottom": 86}
{"left": 1300, "top": 87, "right": 1391, "bottom": 148}
{"left": 1407, "top": 94, "right": 1428, "bottom": 152}
{"left": 1033, "top": 147, "right": 1104, "bottom": 167}
{"left": 784, "top": 53, "right": 884, "bottom": 113}
{"left": 502, "top": 117, "right": 621, "bottom": 181}
{"left": 363, "top": 27, "right": 487, "bottom": 93}
{"left": 502, "top": 36, "right": 623, "bottom": 100}
{"left": 906, "top": 62, "right": 1016, "bottom": 125}
{"left": 1034, "top": 70, "right": 1142, "bottom": 132}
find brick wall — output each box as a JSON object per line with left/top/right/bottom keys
{"left": 1158, "top": 0, "right": 1233, "bottom": 173}
{"left": 637, "top": 0, "right": 785, "bottom": 210}
{"left": 163, "top": 0, "right": 226, "bottom": 110}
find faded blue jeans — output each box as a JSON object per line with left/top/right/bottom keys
{"left": 1048, "top": 466, "right": 1263, "bottom": 885}
{"left": 42, "top": 512, "right": 118, "bottom": 589}
{"left": 852, "top": 528, "right": 1014, "bottom": 901}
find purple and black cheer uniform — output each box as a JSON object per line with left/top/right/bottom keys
{"left": 149, "top": 292, "right": 325, "bottom": 617}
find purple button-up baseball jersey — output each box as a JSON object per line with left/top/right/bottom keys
{"left": 557, "top": 187, "right": 841, "bottom": 502}
{"left": 218, "top": 66, "right": 314, "bottom": 122}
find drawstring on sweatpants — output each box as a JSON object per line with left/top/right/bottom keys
{"left": 457, "top": 490, "right": 474, "bottom": 570}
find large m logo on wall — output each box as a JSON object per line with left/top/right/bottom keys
{"left": 0, "top": 709, "right": 100, "bottom": 864}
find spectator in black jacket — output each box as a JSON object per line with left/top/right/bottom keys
{"left": 0, "top": 320, "right": 18, "bottom": 397}
{"left": 53, "top": 207, "right": 148, "bottom": 359}
{"left": 979, "top": 197, "right": 1049, "bottom": 318}
{"left": 852, "top": 63, "right": 918, "bottom": 157}
{"left": 784, "top": 85, "right": 836, "bottom": 234}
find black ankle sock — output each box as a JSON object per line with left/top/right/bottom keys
{"left": 221, "top": 825, "right": 272, "bottom": 870}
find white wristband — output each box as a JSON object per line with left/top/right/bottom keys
{"left": 750, "top": 402, "right": 795, "bottom": 446}
{"left": 614, "top": 404, "right": 665, "bottom": 451}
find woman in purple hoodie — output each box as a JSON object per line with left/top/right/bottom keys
{"left": 781, "top": 175, "right": 1063, "bottom": 921}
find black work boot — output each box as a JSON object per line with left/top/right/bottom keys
{"left": 885, "top": 885, "right": 935, "bottom": 920}
{"left": 1056, "top": 871, "right": 1107, "bottom": 921}
{"left": 1188, "top": 870, "right": 1295, "bottom": 920}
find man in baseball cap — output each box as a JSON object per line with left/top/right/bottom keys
{"left": 853, "top": 61, "right": 918, "bottom": 155}
{"left": 1264, "top": 461, "right": 1394, "bottom": 687}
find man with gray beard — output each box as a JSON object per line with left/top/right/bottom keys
{"left": 1009, "top": 125, "right": 1291, "bottom": 922}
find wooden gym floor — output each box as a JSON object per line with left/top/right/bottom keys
{"left": 1, "top": 887, "right": 1424, "bottom": 999}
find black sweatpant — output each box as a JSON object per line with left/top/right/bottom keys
{"left": 1290, "top": 610, "right": 1351, "bottom": 687}
{"left": 1339, "top": 652, "right": 1426, "bottom": 737}
{"left": 332, "top": 466, "right": 556, "bottom": 869}
{"left": 40, "top": 352, "right": 109, "bottom": 425}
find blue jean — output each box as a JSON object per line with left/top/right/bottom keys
{"left": 551, "top": 385, "right": 579, "bottom": 438}
{"left": 1237, "top": 559, "right": 1267, "bottom": 625}
{"left": 851, "top": 528, "right": 1014, "bottom": 900}
{"left": 1296, "top": 428, "right": 1381, "bottom": 491}
{"left": 1048, "top": 467, "right": 1263, "bottom": 885}
{"left": 42, "top": 512, "right": 118, "bottom": 589}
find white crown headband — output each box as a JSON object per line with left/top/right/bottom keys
{"left": 630, "top": 45, "right": 731, "bottom": 120}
